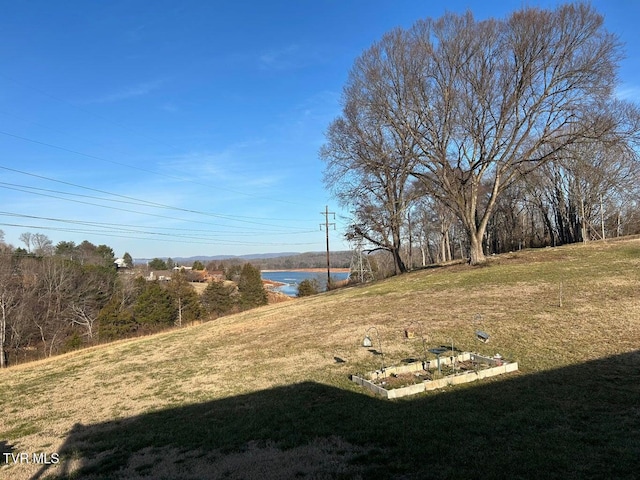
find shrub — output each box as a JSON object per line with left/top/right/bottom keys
{"left": 297, "top": 278, "right": 320, "bottom": 297}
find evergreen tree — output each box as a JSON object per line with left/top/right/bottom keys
{"left": 55, "top": 241, "right": 77, "bottom": 259}
{"left": 148, "top": 258, "right": 168, "bottom": 270}
{"left": 192, "top": 260, "right": 205, "bottom": 270}
{"left": 201, "top": 281, "right": 236, "bottom": 317}
{"left": 97, "top": 295, "right": 137, "bottom": 340}
{"left": 122, "top": 252, "right": 134, "bottom": 268}
{"left": 297, "top": 278, "right": 320, "bottom": 297}
{"left": 238, "top": 263, "right": 267, "bottom": 310}
{"left": 132, "top": 280, "right": 176, "bottom": 331}
{"left": 95, "top": 244, "right": 115, "bottom": 267}
{"left": 167, "top": 271, "right": 204, "bottom": 326}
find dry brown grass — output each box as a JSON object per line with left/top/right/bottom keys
{"left": 1, "top": 238, "right": 640, "bottom": 479}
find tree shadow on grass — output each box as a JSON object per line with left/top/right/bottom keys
{"left": 1, "top": 440, "right": 16, "bottom": 457}
{"left": 31, "top": 351, "right": 640, "bottom": 479}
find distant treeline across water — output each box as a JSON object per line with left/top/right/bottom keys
{"left": 261, "top": 270, "right": 350, "bottom": 296}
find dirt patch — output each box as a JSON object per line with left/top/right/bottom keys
{"left": 267, "top": 290, "right": 294, "bottom": 304}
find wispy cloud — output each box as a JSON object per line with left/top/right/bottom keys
{"left": 160, "top": 102, "right": 179, "bottom": 113}
{"left": 86, "top": 79, "right": 165, "bottom": 104}
{"left": 260, "top": 44, "right": 301, "bottom": 69}
{"left": 259, "top": 44, "right": 326, "bottom": 70}
{"left": 267, "top": 90, "right": 340, "bottom": 145}
{"left": 615, "top": 84, "right": 640, "bottom": 101}
{"left": 124, "top": 24, "right": 146, "bottom": 43}
{"left": 156, "top": 142, "right": 282, "bottom": 192}
{"left": 295, "top": 90, "right": 340, "bottom": 118}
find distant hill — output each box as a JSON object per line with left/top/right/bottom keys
{"left": 135, "top": 251, "right": 352, "bottom": 269}
{"left": 134, "top": 252, "right": 301, "bottom": 265}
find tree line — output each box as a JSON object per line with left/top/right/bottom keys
{"left": 0, "top": 232, "right": 268, "bottom": 367}
{"left": 141, "top": 252, "right": 352, "bottom": 272}
{"left": 322, "top": 3, "right": 640, "bottom": 272}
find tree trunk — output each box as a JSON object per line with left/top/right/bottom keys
{"left": 391, "top": 226, "right": 407, "bottom": 274}
{"left": 37, "top": 324, "right": 47, "bottom": 358}
{"left": 469, "top": 231, "right": 486, "bottom": 265}
{"left": 0, "top": 303, "right": 6, "bottom": 368}
{"left": 444, "top": 230, "right": 451, "bottom": 261}
{"left": 392, "top": 247, "right": 407, "bottom": 275}
{"left": 580, "top": 197, "right": 588, "bottom": 243}
{"left": 462, "top": 194, "right": 490, "bottom": 265}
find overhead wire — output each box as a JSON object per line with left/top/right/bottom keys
{"left": 0, "top": 130, "right": 303, "bottom": 208}
{"left": 0, "top": 211, "right": 318, "bottom": 238}
{"left": 0, "top": 177, "right": 314, "bottom": 231}
{"left": 0, "top": 76, "right": 313, "bottom": 210}
{"left": 0, "top": 73, "right": 339, "bottom": 249}
{"left": 0, "top": 221, "right": 318, "bottom": 247}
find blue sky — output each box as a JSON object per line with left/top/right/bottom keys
{"left": 1, "top": 1, "right": 639, "bottom": 259}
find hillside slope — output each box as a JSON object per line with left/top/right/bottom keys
{"left": 2, "top": 238, "right": 639, "bottom": 479}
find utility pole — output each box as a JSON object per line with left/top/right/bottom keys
{"left": 349, "top": 238, "right": 374, "bottom": 284}
{"left": 407, "top": 208, "right": 413, "bottom": 271}
{"left": 320, "top": 206, "right": 336, "bottom": 288}
{"left": 600, "top": 194, "right": 606, "bottom": 241}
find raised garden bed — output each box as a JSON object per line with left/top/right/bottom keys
{"left": 351, "top": 352, "right": 518, "bottom": 399}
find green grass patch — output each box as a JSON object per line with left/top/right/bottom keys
{"left": 2, "top": 422, "right": 41, "bottom": 439}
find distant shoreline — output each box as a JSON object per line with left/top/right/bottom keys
{"left": 261, "top": 268, "right": 350, "bottom": 273}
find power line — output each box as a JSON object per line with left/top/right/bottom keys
{"left": 0, "top": 213, "right": 316, "bottom": 237}
{"left": 0, "top": 76, "right": 326, "bottom": 250}
{"left": 0, "top": 184, "right": 276, "bottom": 231}
{"left": 0, "top": 129, "right": 301, "bottom": 206}
{"left": 320, "top": 205, "right": 336, "bottom": 285}
{"left": 0, "top": 211, "right": 317, "bottom": 237}
{"left": 0, "top": 166, "right": 313, "bottom": 230}
{"left": 0, "top": 221, "right": 318, "bottom": 247}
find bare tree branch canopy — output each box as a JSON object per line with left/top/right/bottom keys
{"left": 322, "top": 2, "right": 637, "bottom": 265}
{"left": 321, "top": 29, "right": 422, "bottom": 274}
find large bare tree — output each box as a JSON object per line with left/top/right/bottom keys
{"left": 321, "top": 29, "right": 422, "bottom": 274}
{"left": 326, "top": 3, "right": 633, "bottom": 265}
{"left": 411, "top": 4, "right": 629, "bottom": 263}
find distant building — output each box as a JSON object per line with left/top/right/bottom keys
{"left": 144, "top": 268, "right": 226, "bottom": 283}
{"left": 114, "top": 258, "right": 128, "bottom": 269}
{"left": 208, "top": 270, "right": 225, "bottom": 281}
{"left": 147, "top": 270, "right": 173, "bottom": 281}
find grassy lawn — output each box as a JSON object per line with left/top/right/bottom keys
{"left": 1, "top": 238, "right": 639, "bottom": 479}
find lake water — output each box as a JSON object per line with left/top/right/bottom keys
{"left": 261, "top": 270, "right": 350, "bottom": 297}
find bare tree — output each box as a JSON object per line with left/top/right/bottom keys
{"left": 411, "top": 5, "right": 630, "bottom": 263}
{"left": 166, "top": 270, "right": 203, "bottom": 327}
{"left": 0, "top": 256, "right": 20, "bottom": 367}
{"left": 29, "top": 257, "right": 75, "bottom": 357}
{"left": 511, "top": 100, "right": 640, "bottom": 246}
{"left": 32, "top": 233, "right": 54, "bottom": 257}
{"left": 19, "top": 232, "right": 32, "bottom": 253}
{"left": 321, "top": 28, "right": 422, "bottom": 274}
{"left": 0, "top": 230, "right": 12, "bottom": 255}
{"left": 330, "top": 4, "right": 631, "bottom": 264}
{"left": 68, "top": 265, "right": 117, "bottom": 340}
